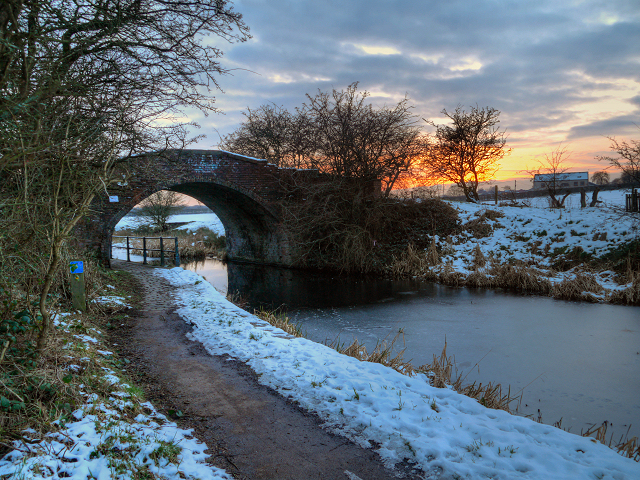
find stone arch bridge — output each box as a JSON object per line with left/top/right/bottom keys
{"left": 81, "top": 149, "right": 331, "bottom": 267}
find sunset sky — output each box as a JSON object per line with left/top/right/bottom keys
{"left": 193, "top": 0, "right": 640, "bottom": 188}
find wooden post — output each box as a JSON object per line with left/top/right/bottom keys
{"left": 143, "top": 237, "right": 147, "bottom": 264}
{"left": 160, "top": 237, "right": 165, "bottom": 267}
{"left": 174, "top": 237, "right": 180, "bottom": 265}
{"left": 633, "top": 189, "right": 638, "bottom": 212}
{"left": 494, "top": 185, "right": 498, "bottom": 205}
{"left": 69, "top": 261, "right": 86, "bottom": 312}
{"left": 580, "top": 188, "right": 586, "bottom": 208}
{"left": 126, "top": 236, "right": 131, "bottom": 262}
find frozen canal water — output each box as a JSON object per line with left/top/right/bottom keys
{"left": 184, "top": 258, "right": 640, "bottom": 439}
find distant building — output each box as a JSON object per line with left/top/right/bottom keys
{"left": 532, "top": 172, "right": 589, "bottom": 190}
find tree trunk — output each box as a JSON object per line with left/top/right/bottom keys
{"left": 36, "top": 238, "right": 61, "bottom": 352}
{"left": 580, "top": 188, "right": 586, "bottom": 208}
{"left": 589, "top": 187, "right": 601, "bottom": 207}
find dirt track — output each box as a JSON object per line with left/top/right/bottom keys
{"left": 110, "top": 260, "right": 424, "bottom": 480}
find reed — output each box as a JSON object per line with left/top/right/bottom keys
{"left": 416, "top": 340, "right": 521, "bottom": 413}
{"left": 552, "top": 272, "right": 604, "bottom": 302}
{"left": 253, "top": 308, "right": 305, "bottom": 338}
{"left": 581, "top": 421, "right": 639, "bottom": 461}
{"left": 326, "top": 330, "right": 416, "bottom": 376}
{"left": 472, "top": 244, "right": 486, "bottom": 269}
{"left": 387, "top": 243, "right": 429, "bottom": 277}
{"left": 487, "top": 263, "right": 552, "bottom": 294}
{"left": 608, "top": 271, "right": 640, "bottom": 306}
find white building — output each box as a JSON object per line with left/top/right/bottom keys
{"left": 532, "top": 172, "right": 589, "bottom": 190}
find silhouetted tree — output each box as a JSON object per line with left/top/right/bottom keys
{"left": 220, "top": 104, "right": 316, "bottom": 169}
{"left": 139, "top": 191, "right": 186, "bottom": 232}
{"left": 422, "top": 106, "right": 510, "bottom": 202}
{"left": 221, "top": 83, "right": 424, "bottom": 195}
{"left": 591, "top": 171, "right": 610, "bottom": 185}
{"left": 597, "top": 132, "right": 640, "bottom": 187}
{"left": 525, "top": 146, "right": 573, "bottom": 208}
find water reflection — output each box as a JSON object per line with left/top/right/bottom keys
{"left": 183, "top": 257, "right": 640, "bottom": 439}
{"left": 185, "top": 257, "right": 471, "bottom": 310}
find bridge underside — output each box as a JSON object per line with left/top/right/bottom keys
{"left": 169, "top": 182, "right": 291, "bottom": 265}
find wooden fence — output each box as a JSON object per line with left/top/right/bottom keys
{"left": 626, "top": 190, "right": 639, "bottom": 213}
{"left": 111, "top": 236, "right": 180, "bottom": 266}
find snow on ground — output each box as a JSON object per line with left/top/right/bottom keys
{"left": 155, "top": 265, "right": 640, "bottom": 480}
{"left": 438, "top": 189, "right": 638, "bottom": 290}
{"left": 0, "top": 314, "right": 231, "bottom": 480}
{"left": 116, "top": 212, "right": 225, "bottom": 236}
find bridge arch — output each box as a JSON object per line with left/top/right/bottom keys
{"left": 81, "top": 150, "right": 314, "bottom": 267}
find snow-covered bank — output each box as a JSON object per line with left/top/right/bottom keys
{"left": 433, "top": 189, "right": 638, "bottom": 296}
{"left": 116, "top": 212, "right": 225, "bottom": 236}
{"left": 157, "top": 265, "right": 640, "bottom": 479}
{"left": 0, "top": 312, "right": 230, "bottom": 480}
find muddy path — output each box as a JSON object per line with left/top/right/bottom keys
{"left": 109, "top": 260, "right": 424, "bottom": 480}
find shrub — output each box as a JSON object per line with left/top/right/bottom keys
{"left": 280, "top": 178, "right": 460, "bottom": 273}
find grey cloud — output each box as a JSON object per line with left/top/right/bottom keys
{"left": 567, "top": 115, "right": 640, "bottom": 140}
{"left": 201, "top": 0, "right": 639, "bottom": 147}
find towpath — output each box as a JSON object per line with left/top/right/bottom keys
{"left": 110, "top": 260, "right": 422, "bottom": 480}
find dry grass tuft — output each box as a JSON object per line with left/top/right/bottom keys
{"left": 552, "top": 272, "right": 604, "bottom": 302}
{"left": 488, "top": 264, "right": 552, "bottom": 294}
{"left": 608, "top": 272, "right": 640, "bottom": 306}
{"left": 416, "top": 340, "right": 520, "bottom": 413}
{"left": 426, "top": 237, "right": 441, "bottom": 266}
{"left": 581, "top": 421, "right": 639, "bottom": 461}
{"left": 480, "top": 209, "right": 505, "bottom": 221}
{"left": 465, "top": 271, "right": 492, "bottom": 288}
{"left": 326, "top": 330, "right": 416, "bottom": 377}
{"left": 253, "top": 308, "right": 305, "bottom": 338}
{"left": 472, "top": 244, "right": 486, "bottom": 269}
{"left": 463, "top": 217, "right": 493, "bottom": 239}
{"left": 388, "top": 244, "right": 429, "bottom": 277}
{"left": 439, "top": 263, "right": 466, "bottom": 287}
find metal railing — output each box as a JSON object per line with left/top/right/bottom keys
{"left": 111, "top": 236, "right": 180, "bottom": 267}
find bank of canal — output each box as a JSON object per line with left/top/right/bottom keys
{"left": 185, "top": 257, "right": 640, "bottom": 440}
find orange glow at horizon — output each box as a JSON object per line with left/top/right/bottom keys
{"left": 404, "top": 134, "right": 623, "bottom": 190}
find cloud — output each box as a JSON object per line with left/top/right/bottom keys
{"left": 201, "top": 0, "right": 640, "bottom": 152}
{"left": 567, "top": 114, "right": 640, "bottom": 139}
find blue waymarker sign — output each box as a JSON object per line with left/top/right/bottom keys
{"left": 70, "top": 261, "right": 84, "bottom": 274}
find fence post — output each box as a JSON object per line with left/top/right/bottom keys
{"left": 494, "top": 185, "right": 498, "bottom": 205}
{"left": 633, "top": 189, "right": 638, "bottom": 212}
{"left": 174, "top": 237, "right": 180, "bottom": 265}
{"left": 143, "top": 237, "right": 147, "bottom": 264}
{"left": 160, "top": 237, "right": 165, "bottom": 267}
{"left": 69, "top": 261, "right": 86, "bottom": 312}
{"left": 126, "top": 236, "right": 131, "bottom": 262}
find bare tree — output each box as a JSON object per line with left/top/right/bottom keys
{"left": 597, "top": 132, "right": 640, "bottom": 187}
{"left": 303, "top": 83, "right": 423, "bottom": 195}
{"left": 423, "top": 105, "right": 510, "bottom": 202}
{"left": 525, "top": 146, "right": 573, "bottom": 208}
{"left": 219, "top": 104, "right": 316, "bottom": 169}
{"left": 222, "top": 83, "right": 424, "bottom": 195}
{"left": 591, "top": 171, "right": 610, "bottom": 185}
{"left": 139, "top": 191, "right": 186, "bottom": 232}
{"left": 0, "top": 0, "right": 249, "bottom": 351}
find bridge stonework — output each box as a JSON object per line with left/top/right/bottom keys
{"left": 80, "top": 150, "right": 323, "bottom": 267}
